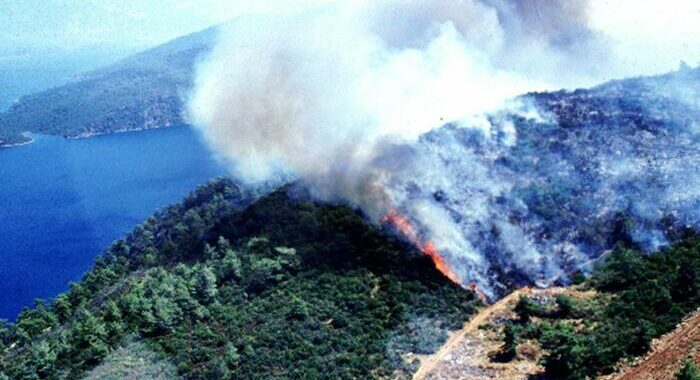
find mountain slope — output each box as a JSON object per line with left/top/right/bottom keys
{"left": 474, "top": 236, "right": 700, "bottom": 380}
{"left": 0, "top": 179, "right": 481, "bottom": 379}
{"left": 0, "top": 27, "right": 217, "bottom": 146}
{"left": 413, "top": 231, "right": 700, "bottom": 380}
{"left": 407, "top": 65, "right": 700, "bottom": 291}
{"left": 614, "top": 310, "right": 700, "bottom": 380}
{"left": 412, "top": 287, "right": 544, "bottom": 380}
{"left": 1, "top": 61, "right": 699, "bottom": 380}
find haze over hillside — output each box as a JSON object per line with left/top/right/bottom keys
{"left": 0, "top": 27, "right": 216, "bottom": 147}
{"left": 0, "top": 48, "right": 138, "bottom": 110}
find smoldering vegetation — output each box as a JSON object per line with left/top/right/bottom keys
{"left": 384, "top": 67, "right": 700, "bottom": 294}
{"left": 188, "top": 0, "right": 700, "bottom": 295}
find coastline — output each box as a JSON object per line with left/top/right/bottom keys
{"left": 64, "top": 123, "right": 179, "bottom": 140}
{"left": 0, "top": 138, "right": 34, "bottom": 149}
{"left": 1, "top": 124, "right": 182, "bottom": 149}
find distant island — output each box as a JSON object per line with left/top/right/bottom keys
{"left": 0, "top": 27, "right": 216, "bottom": 148}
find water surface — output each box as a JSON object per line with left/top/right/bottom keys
{"left": 0, "top": 126, "right": 227, "bottom": 319}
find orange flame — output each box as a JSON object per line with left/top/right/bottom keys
{"left": 380, "top": 208, "right": 489, "bottom": 303}
{"left": 420, "top": 241, "right": 462, "bottom": 284}
{"left": 380, "top": 209, "right": 461, "bottom": 284}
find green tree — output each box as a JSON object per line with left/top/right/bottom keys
{"left": 28, "top": 340, "right": 57, "bottom": 378}
{"left": 224, "top": 342, "right": 241, "bottom": 368}
{"left": 102, "top": 300, "right": 125, "bottom": 344}
{"left": 194, "top": 265, "right": 218, "bottom": 303}
{"left": 539, "top": 322, "right": 590, "bottom": 380}
{"left": 493, "top": 322, "right": 518, "bottom": 362}
{"left": 208, "top": 358, "right": 232, "bottom": 379}
{"left": 218, "top": 249, "right": 243, "bottom": 282}
{"left": 287, "top": 296, "right": 310, "bottom": 320}
{"left": 204, "top": 243, "right": 218, "bottom": 261}
{"left": 673, "top": 257, "right": 699, "bottom": 307}
{"left": 515, "top": 296, "right": 537, "bottom": 323}
{"left": 52, "top": 294, "right": 73, "bottom": 323}
{"left": 591, "top": 247, "right": 646, "bottom": 292}
{"left": 676, "top": 357, "right": 700, "bottom": 380}
{"left": 556, "top": 295, "right": 574, "bottom": 318}
{"left": 70, "top": 309, "right": 110, "bottom": 368}
{"left": 217, "top": 236, "right": 233, "bottom": 255}
{"left": 0, "top": 320, "right": 13, "bottom": 351}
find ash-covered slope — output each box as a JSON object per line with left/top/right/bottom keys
{"left": 0, "top": 27, "right": 217, "bottom": 146}
{"left": 398, "top": 66, "right": 700, "bottom": 291}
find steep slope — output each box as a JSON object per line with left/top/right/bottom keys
{"left": 466, "top": 237, "right": 700, "bottom": 380}
{"left": 415, "top": 239, "right": 700, "bottom": 380}
{"left": 0, "top": 27, "right": 217, "bottom": 146}
{"left": 0, "top": 179, "right": 482, "bottom": 379}
{"left": 612, "top": 311, "right": 700, "bottom": 380}
{"left": 407, "top": 65, "right": 700, "bottom": 291}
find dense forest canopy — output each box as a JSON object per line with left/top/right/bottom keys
{"left": 0, "top": 179, "right": 481, "bottom": 379}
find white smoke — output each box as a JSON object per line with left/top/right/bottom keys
{"left": 188, "top": 1, "right": 699, "bottom": 294}
{"left": 189, "top": 1, "right": 605, "bottom": 181}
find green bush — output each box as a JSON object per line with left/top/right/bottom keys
{"left": 511, "top": 236, "right": 700, "bottom": 380}
{"left": 676, "top": 357, "right": 700, "bottom": 380}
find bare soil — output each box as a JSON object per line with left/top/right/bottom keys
{"left": 610, "top": 310, "right": 700, "bottom": 380}
{"left": 412, "top": 286, "right": 699, "bottom": 380}
{"left": 412, "top": 287, "right": 572, "bottom": 380}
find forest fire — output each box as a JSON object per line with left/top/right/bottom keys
{"left": 380, "top": 209, "right": 462, "bottom": 284}
{"left": 380, "top": 209, "right": 488, "bottom": 302}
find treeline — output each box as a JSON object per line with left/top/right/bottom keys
{"left": 495, "top": 235, "right": 700, "bottom": 379}
{"left": 0, "top": 179, "right": 480, "bottom": 379}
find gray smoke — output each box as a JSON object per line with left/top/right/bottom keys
{"left": 188, "top": 1, "right": 699, "bottom": 295}
{"left": 400, "top": 73, "right": 700, "bottom": 293}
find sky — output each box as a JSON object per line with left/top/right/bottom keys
{"left": 1, "top": 0, "right": 698, "bottom": 72}
{"left": 0, "top": 0, "right": 331, "bottom": 56}
{"left": 589, "top": 0, "right": 700, "bottom": 77}
{"left": 0, "top": 0, "right": 698, "bottom": 101}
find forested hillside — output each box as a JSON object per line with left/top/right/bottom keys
{"left": 492, "top": 234, "right": 700, "bottom": 380}
{"left": 0, "top": 27, "right": 216, "bottom": 147}
{"left": 0, "top": 179, "right": 481, "bottom": 379}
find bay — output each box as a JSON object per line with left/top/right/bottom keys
{"left": 0, "top": 126, "right": 227, "bottom": 319}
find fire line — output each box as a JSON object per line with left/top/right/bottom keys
{"left": 380, "top": 208, "right": 488, "bottom": 303}
{"left": 380, "top": 209, "right": 461, "bottom": 284}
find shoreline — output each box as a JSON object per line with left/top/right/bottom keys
{"left": 1, "top": 124, "right": 183, "bottom": 149}
{"left": 65, "top": 123, "right": 179, "bottom": 140}
{"left": 0, "top": 138, "right": 34, "bottom": 149}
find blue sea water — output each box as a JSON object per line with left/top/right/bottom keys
{"left": 0, "top": 126, "right": 227, "bottom": 319}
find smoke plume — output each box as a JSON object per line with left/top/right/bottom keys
{"left": 189, "top": 1, "right": 699, "bottom": 295}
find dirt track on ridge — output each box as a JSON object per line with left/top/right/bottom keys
{"left": 412, "top": 287, "right": 699, "bottom": 380}
{"left": 412, "top": 287, "right": 540, "bottom": 380}
{"left": 613, "top": 310, "right": 700, "bottom": 380}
